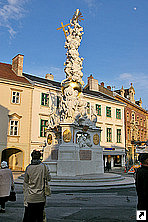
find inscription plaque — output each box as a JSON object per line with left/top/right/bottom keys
{"left": 51, "top": 150, "right": 58, "bottom": 160}
{"left": 79, "top": 150, "right": 92, "bottom": 160}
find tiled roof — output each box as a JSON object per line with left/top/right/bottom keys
{"left": 0, "top": 62, "right": 31, "bottom": 84}
{"left": 83, "top": 88, "right": 124, "bottom": 105}
{"left": 23, "top": 73, "right": 61, "bottom": 88}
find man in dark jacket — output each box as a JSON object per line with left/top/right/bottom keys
{"left": 135, "top": 153, "right": 148, "bottom": 212}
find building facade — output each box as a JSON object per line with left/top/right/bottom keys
{"left": 3, "top": 56, "right": 147, "bottom": 171}
{"left": 115, "top": 84, "right": 148, "bottom": 166}
{"left": 84, "top": 75, "right": 126, "bottom": 169}
{"left": 0, "top": 55, "right": 33, "bottom": 170}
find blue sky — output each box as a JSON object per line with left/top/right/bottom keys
{"left": 0, "top": 0, "right": 148, "bottom": 109}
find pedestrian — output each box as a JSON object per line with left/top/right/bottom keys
{"left": 135, "top": 153, "right": 148, "bottom": 212}
{"left": 23, "top": 150, "right": 51, "bottom": 222}
{"left": 0, "top": 161, "right": 15, "bottom": 213}
{"left": 106, "top": 161, "right": 110, "bottom": 172}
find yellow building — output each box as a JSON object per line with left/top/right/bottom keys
{"left": 23, "top": 72, "right": 61, "bottom": 158}
{"left": 0, "top": 54, "right": 33, "bottom": 171}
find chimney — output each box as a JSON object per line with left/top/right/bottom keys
{"left": 107, "top": 86, "right": 111, "bottom": 90}
{"left": 100, "top": 82, "right": 104, "bottom": 87}
{"left": 45, "top": 73, "right": 54, "bottom": 80}
{"left": 87, "top": 74, "right": 93, "bottom": 84}
{"left": 87, "top": 74, "right": 98, "bottom": 91}
{"left": 12, "top": 54, "right": 24, "bottom": 76}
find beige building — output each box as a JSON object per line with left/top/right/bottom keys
{"left": 23, "top": 73, "right": 61, "bottom": 158}
{"left": 84, "top": 75, "right": 126, "bottom": 169}
{"left": 0, "top": 55, "right": 33, "bottom": 170}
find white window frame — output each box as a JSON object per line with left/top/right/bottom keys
{"left": 9, "top": 120, "right": 19, "bottom": 136}
{"left": 12, "top": 91, "right": 20, "bottom": 104}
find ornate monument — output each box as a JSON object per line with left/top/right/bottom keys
{"left": 43, "top": 9, "right": 103, "bottom": 176}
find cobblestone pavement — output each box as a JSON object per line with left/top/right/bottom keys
{"left": 0, "top": 184, "right": 137, "bottom": 222}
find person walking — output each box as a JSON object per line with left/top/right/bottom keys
{"left": 135, "top": 153, "right": 148, "bottom": 213}
{"left": 23, "top": 150, "right": 51, "bottom": 222}
{"left": 106, "top": 161, "right": 110, "bottom": 172}
{"left": 0, "top": 161, "right": 15, "bottom": 213}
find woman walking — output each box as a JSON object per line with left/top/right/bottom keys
{"left": 0, "top": 161, "right": 15, "bottom": 213}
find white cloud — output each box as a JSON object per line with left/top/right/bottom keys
{"left": 83, "top": 0, "right": 102, "bottom": 16}
{"left": 0, "top": 0, "right": 28, "bottom": 38}
{"left": 84, "top": 0, "right": 95, "bottom": 8}
{"left": 118, "top": 72, "right": 148, "bottom": 88}
{"left": 119, "top": 73, "right": 132, "bottom": 80}
{"left": 115, "top": 72, "right": 148, "bottom": 107}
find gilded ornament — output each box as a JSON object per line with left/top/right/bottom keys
{"left": 47, "top": 134, "right": 52, "bottom": 145}
{"left": 93, "top": 134, "right": 99, "bottom": 145}
{"left": 63, "top": 129, "right": 72, "bottom": 143}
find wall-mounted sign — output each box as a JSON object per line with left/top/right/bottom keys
{"left": 63, "top": 129, "right": 72, "bottom": 143}
{"left": 93, "top": 134, "right": 99, "bottom": 145}
{"left": 47, "top": 134, "right": 52, "bottom": 145}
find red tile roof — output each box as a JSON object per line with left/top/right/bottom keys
{"left": 0, "top": 62, "right": 31, "bottom": 85}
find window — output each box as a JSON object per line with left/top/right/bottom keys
{"left": 106, "top": 107, "right": 111, "bottom": 117}
{"left": 138, "top": 130, "right": 140, "bottom": 141}
{"left": 107, "top": 128, "right": 112, "bottom": 142}
{"left": 141, "top": 131, "right": 143, "bottom": 141}
{"left": 127, "top": 128, "right": 130, "bottom": 140}
{"left": 87, "top": 102, "right": 90, "bottom": 114}
{"left": 41, "top": 93, "right": 49, "bottom": 106}
{"left": 136, "top": 116, "right": 139, "bottom": 126}
{"left": 127, "top": 112, "right": 129, "bottom": 121}
{"left": 131, "top": 113, "right": 135, "bottom": 122}
{"left": 144, "top": 131, "right": 147, "bottom": 140}
{"left": 12, "top": 91, "right": 20, "bottom": 104}
{"left": 117, "top": 129, "right": 121, "bottom": 143}
{"left": 116, "top": 109, "right": 121, "bottom": 119}
{"left": 96, "top": 104, "right": 101, "bottom": 116}
{"left": 57, "top": 96, "right": 60, "bottom": 109}
{"left": 144, "top": 119, "right": 146, "bottom": 128}
{"left": 140, "top": 118, "right": 143, "bottom": 127}
{"left": 10, "top": 120, "right": 19, "bottom": 136}
{"left": 40, "top": 120, "right": 48, "bottom": 137}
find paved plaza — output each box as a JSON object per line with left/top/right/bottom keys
{"left": 0, "top": 182, "right": 137, "bottom": 222}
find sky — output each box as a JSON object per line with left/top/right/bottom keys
{"left": 0, "top": 0, "right": 148, "bottom": 109}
